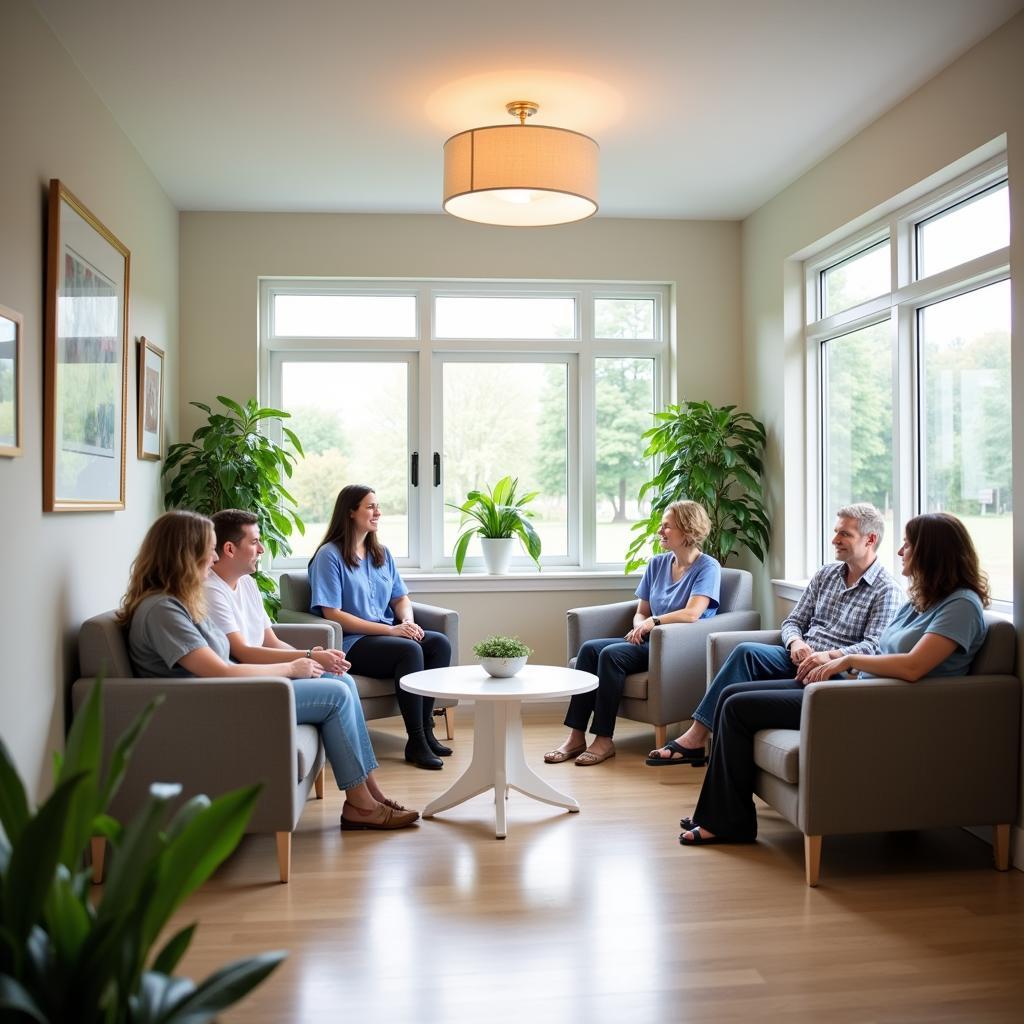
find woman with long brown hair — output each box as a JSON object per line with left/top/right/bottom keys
{"left": 308, "top": 485, "right": 452, "bottom": 770}
{"left": 678, "top": 512, "right": 989, "bottom": 847}
{"left": 121, "top": 510, "right": 419, "bottom": 831}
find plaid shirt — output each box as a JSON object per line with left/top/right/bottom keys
{"left": 779, "top": 559, "right": 902, "bottom": 657}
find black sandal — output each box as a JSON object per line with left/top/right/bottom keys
{"left": 678, "top": 825, "right": 728, "bottom": 846}
{"left": 645, "top": 739, "right": 707, "bottom": 767}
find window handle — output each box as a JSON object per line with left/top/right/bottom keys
{"left": 433, "top": 452, "right": 441, "bottom": 487}
{"left": 411, "top": 451, "right": 419, "bottom": 487}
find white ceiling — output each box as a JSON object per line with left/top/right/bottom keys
{"left": 34, "top": 0, "right": 1024, "bottom": 219}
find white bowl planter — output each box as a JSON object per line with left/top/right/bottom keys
{"left": 480, "top": 656, "right": 528, "bottom": 678}
{"left": 480, "top": 537, "right": 516, "bottom": 574}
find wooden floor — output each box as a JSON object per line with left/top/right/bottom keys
{"left": 165, "top": 710, "right": 1024, "bottom": 1023}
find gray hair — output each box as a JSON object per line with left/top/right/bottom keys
{"left": 835, "top": 503, "right": 885, "bottom": 546}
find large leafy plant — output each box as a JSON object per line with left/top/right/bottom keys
{"left": 0, "top": 680, "right": 284, "bottom": 1023}
{"left": 448, "top": 476, "right": 542, "bottom": 573}
{"left": 163, "top": 396, "right": 304, "bottom": 616}
{"left": 626, "top": 401, "right": 770, "bottom": 571}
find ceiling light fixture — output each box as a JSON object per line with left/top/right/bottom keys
{"left": 443, "top": 101, "right": 598, "bottom": 227}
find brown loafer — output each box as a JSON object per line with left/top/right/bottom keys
{"left": 340, "top": 802, "right": 419, "bottom": 830}
{"left": 574, "top": 748, "right": 616, "bottom": 766}
{"left": 544, "top": 744, "right": 586, "bottom": 764}
{"left": 379, "top": 796, "right": 420, "bottom": 821}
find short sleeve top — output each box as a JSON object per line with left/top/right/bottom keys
{"left": 128, "top": 593, "right": 230, "bottom": 677}
{"left": 308, "top": 542, "right": 409, "bottom": 653}
{"left": 634, "top": 552, "right": 721, "bottom": 619}
{"left": 205, "top": 572, "right": 271, "bottom": 648}
{"left": 869, "top": 588, "right": 986, "bottom": 677}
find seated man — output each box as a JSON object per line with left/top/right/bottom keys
{"left": 647, "top": 502, "right": 902, "bottom": 765}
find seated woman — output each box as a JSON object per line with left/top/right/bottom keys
{"left": 679, "top": 512, "right": 989, "bottom": 846}
{"left": 545, "top": 500, "right": 721, "bottom": 767}
{"left": 308, "top": 485, "right": 452, "bottom": 771}
{"left": 119, "top": 510, "right": 419, "bottom": 831}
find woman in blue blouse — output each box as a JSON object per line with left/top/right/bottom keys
{"left": 679, "top": 512, "right": 989, "bottom": 846}
{"left": 309, "top": 485, "right": 452, "bottom": 770}
{"left": 545, "top": 500, "right": 721, "bottom": 767}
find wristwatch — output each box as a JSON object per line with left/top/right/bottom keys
{"left": 652, "top": 617, "right": 662, "bottom": 626}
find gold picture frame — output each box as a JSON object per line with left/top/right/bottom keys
{"left": 44, "top": 180, "right": 130, "bottom": 511}
{"left": 0, "top": 302, "right": 23, "bottom": 457}
{"left": 137, "top": 336, "right": 165, "bottom": 460}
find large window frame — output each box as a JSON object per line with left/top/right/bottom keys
{"left": 261, "top": 279, "right": 670, "bottom": 574}
{"left": 804, "top": 155, "right": 1011, "bottom": 608}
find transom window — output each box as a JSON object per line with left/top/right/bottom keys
{"left": 806, "top": 158, "right": 1012, "bottom": 606}
{"left": 261, "top": 281, "right": 669, "bottom": 572}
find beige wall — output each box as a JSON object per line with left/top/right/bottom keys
{"left": 0, "top": 0, "right": 179, "bottom": 798}
{"left": 741, "top": 13, "right": 1024, "bottom": 849}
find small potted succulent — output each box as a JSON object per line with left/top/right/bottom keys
{"left": 473, "top": 634, "right": 533, "bottom": 678}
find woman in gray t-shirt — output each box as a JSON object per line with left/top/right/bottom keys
{"left": 120, "top": 510, "right": 419, "bottom": 831}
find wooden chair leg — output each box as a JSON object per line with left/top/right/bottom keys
{"left": 436, "top": 705, "right": 454, "bottom": 740}
{"left": 276, "top": 832, "right": 291, "bottom": 884}
{"left": 993, "top": 823, "right": 1010, "bottom": 871}
{"left": 314, "top": 764, "right": 325, "bottom": 799}
{"left": 90, "top": 836, "right": 106, "bottom": 885}
{"left": 654, "top": 724, "right": 668, "bottom": 750}
{"left": 804, "top": 834, "right": 822, "bottom": 887}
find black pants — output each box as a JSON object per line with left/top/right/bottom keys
{"left": 692, "top": 679, "right": 804, "bottom": 840}
{"left": 347, "top": 632, "right": 452, "bottom": 737}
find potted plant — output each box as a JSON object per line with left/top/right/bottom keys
{"left": 449, "top": 475, "right": 542, "bottom": 574}
{"left": 0, "top": 680, "right": 284, "bottom": 1023}
{"left": 163, "top": 395, "right": 305, "bottom": 616}
{"left": 625, "top": 400, "right": 770, "bottom": 571}
{"left": 473, "top": 635, "right": 534, "bottom": 678}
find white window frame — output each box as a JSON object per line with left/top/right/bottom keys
{"left": 261, "top": 278, "right": 670, "bottom": 574}
{"left": 804, "top": 155, "right": 1011, "bottom": 609}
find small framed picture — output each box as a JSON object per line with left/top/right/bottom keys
{"left": 0, "top": 303, "right": 23, "bottom": 457}
{"left": 137, "top": 336, "right": 165, "bottom": 460}
{"left": 44, "top": 179, "right": 130, "bottom": 511}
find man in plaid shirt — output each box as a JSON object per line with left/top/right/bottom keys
{"left": 647, "top": 502, "right": 901, "bottom": 765}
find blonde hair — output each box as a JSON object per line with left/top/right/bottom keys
{"left": 118, "top": 510, "right": 214, "bottom": 625}
{"left": 665, "top": 500, "right": 712, "bottom": 546}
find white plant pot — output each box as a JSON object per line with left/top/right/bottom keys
{"left": 480, "top": 537, "right": 516, "bottom": 575}
{"left": 480, "top": 656, "right": 528, "bottom": 678}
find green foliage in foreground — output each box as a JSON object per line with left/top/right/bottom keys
{"left": 0, "top": 680, "right": 285, "bottom": 1023}
{"left": 472, "top": 635, "right": 533, "bottom": 659}
{"left": 449, "top": 476, "right": 543, "bottom": 573}
{"left": 626, "top": 401, "right": 771, "bottom": 571}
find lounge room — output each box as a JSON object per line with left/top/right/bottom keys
{"left": 1, "top": 1, "right": 1023, "bottom": 1020}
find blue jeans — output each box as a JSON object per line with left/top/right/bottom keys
{"left": 292, "top": 674, "right": 378, "bottom": 791}
{"left": 691, "top": 642, "right": 795, "bottom": 730}
{"left": 564, "top": 637, "right": 650, "bottom": 738}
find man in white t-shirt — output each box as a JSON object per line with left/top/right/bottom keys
{"left": 206, "top": 509, "right": 350, "bottom": 674}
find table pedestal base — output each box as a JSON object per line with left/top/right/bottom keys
{"left": 422, "top": 700, "right": 579, "bottom": 838}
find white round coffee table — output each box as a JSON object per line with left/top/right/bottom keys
{"left": 400, "top": 664, "right": 598, "bottom": 838}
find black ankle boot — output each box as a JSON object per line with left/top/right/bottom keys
{"left": 423, "top": 715, "right": 453, "bottom": 757}
{"left": 405, "top": 729, "right": 443, "bottom": 770}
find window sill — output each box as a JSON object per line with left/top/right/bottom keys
{"left": 402, "top": 571, "right": 641, "bottom": 594}
{"left": 772, "top": 578, "right": 810, "bottom": 602}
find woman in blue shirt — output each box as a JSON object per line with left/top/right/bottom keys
{"left": 679, "top": 512, "right": 989, "bottom": 846}
{"left": 545, "top": 500, "right": 721, "bottom": 767}
{"left": 309, "top": 485, "right": 452, "bottom": 770}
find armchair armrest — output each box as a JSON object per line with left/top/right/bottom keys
{"left": 277, "top": 608, "right": 344, "bottom": 649}
{"left": 273, "top": 623, "right": 335, "bottom": 650}
{"left": 708, "top": 629, "right": 783, "bottom": 679}
{"left": 567, "top": 600, "right": 637, "bottom": 663}
{"left": 797, "top": 674, "right": 1021, "bottom": 836}
{"left": 412, "top": 602, "right": 460, "bottom": 664}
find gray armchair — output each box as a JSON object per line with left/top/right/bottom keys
{"left": 567, "top": 567, "right": 760, "bottom": 748}
{"left": 277, "top": 571, "right": 460, "bottom": 736}
{"left": 73, "top": 611, "right": 336, "bottom": 884}
{"left": 707, "top": 614, "right": 1021, "bottom": 886}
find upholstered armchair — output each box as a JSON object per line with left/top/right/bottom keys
{"left": 73, "top": 611, "right": 335, "bottom": 883}
{"left": 277, "top": 570, "right": 460, "bottom": 736}
{"left": 707, "top": 613, "right": 1021, "bottom": 886}
{"left": 566, "top": 567, "right": 760, "bottom": 748}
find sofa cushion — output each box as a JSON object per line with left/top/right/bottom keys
{"left": 296, "top": 723, "right": 321, "bottom": 781}
{"left": 623, "top": 672, "right": 648, "bottom": 701}
{"left": 753, "top": 728, "right": 800, "bottom": 784}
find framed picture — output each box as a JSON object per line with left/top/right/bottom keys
{"left": 137, "top": 336, "right": 165, "bottom": 460}
{"left": 0, "top": 303, "right": 23, "bottom": 457}
{"left": 44, "top": 179, "right": 130, "bottom": 511}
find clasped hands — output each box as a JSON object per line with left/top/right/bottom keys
{"left": 391, "top": 621, "right": 425, "bottom": 641}
{"left": 793, "top": 647, "right": 853, "bottom": 684}
{"left": 624, "top": 617, "right": 656, "bottom": 645}
{"left": 310, "top": 647, "right": 351, "bottom": 674}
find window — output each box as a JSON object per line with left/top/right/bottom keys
{"left": 807, "top": 160, "right": 1012, "bottom": 604}
{"left": 262, "top": 282, "right": 668, "bottom": 572}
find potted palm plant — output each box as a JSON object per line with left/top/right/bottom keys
{"left": 449, "top": 476, "right": 542, "bottom": 574}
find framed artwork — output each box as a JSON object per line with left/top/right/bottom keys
{"left": 0, "top": 303, "right": 23, "bottom": 457}
{"left": 137, "top": 336, "right": 165, "bottom": 460}
{"left": 44, "top": 179, "right": 130, "bottom": 511}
